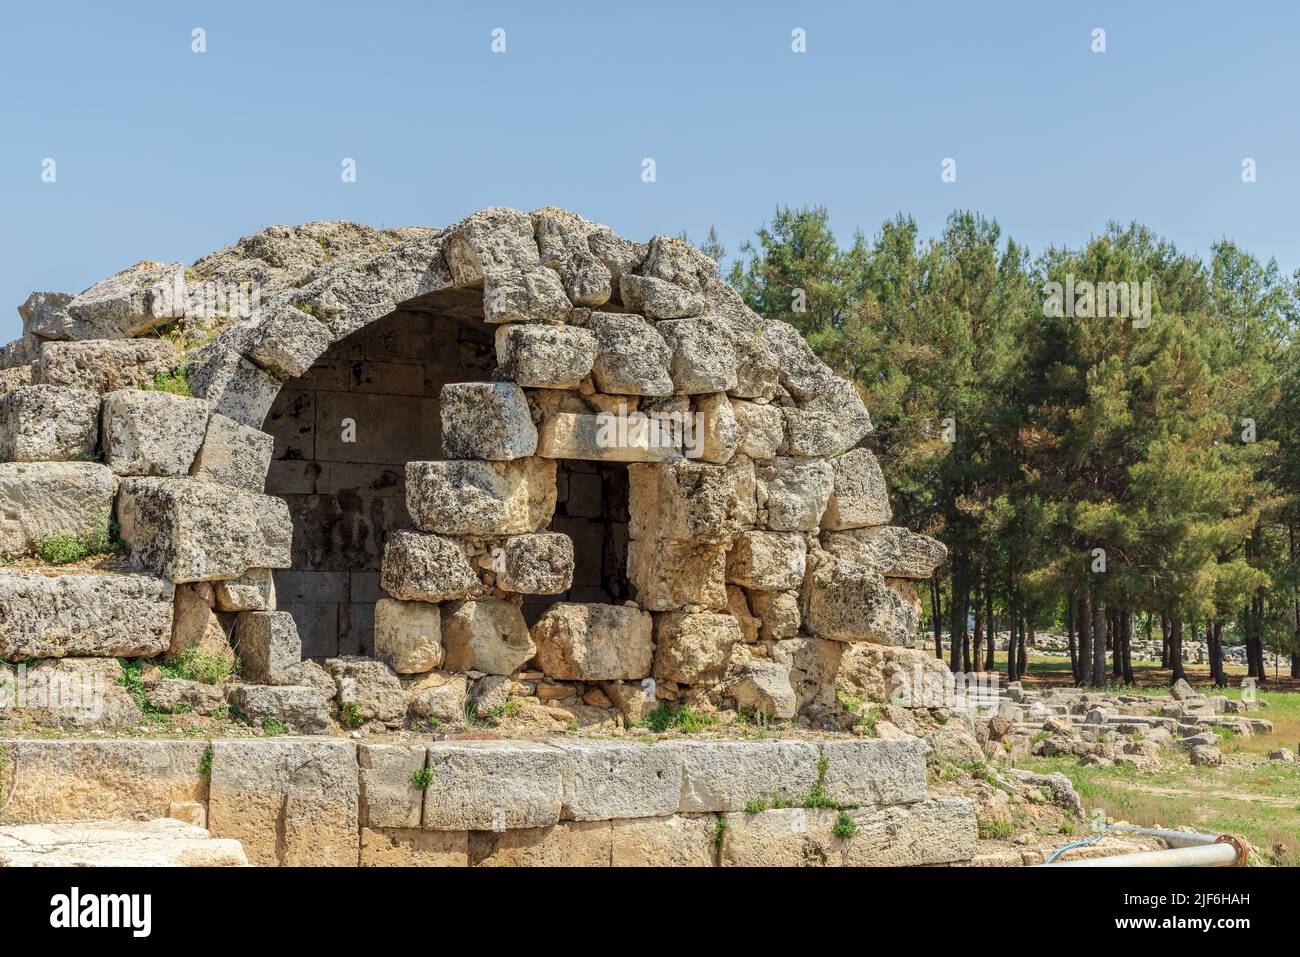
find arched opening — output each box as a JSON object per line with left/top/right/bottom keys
{"left": 262, "top": 291, "right": 633, "bottom": 658}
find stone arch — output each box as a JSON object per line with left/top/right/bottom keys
{"left": 1, "top": 206, "right": 946, "bottom": 732}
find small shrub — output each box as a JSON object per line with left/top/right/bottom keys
{"left": 340, "top": 700, "right": 363, "bottom": 728}
{"left": 977, "top": 817, "right": 1014, "bottom": 840}
{"left": 832, "top": 811, "right": 859, "bottom": 840}
{"left": 744, "top": 798, "right": 771, "bottom": 814}
{"left": 34, "top": 533, "right": 87, "bottom": 565}
{"left": 803, "top": 757, "right": 839, "bottom": 810}
{"left": 410, "top": 767, "right": 433, "bottom": 790}
{"left": 160, "top": 646, "right": 232, "bottom": 686}
{"left": 146, "top": 367, "right": 192, "bottom": 397}
{"left": 642, "top": 703, "right": 718, "bottom": 734}
{"left": 198, "top": 742, "right": 213, "bottom": 780}
{"left": 261, "top": 717, "right": 285, "bottom": 736}
{"left": 713, "top": 818, "right": 728, "bottom": 852}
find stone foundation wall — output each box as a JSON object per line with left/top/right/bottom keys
{"left": 0, "top": 736, "right": 976, "bottom": 867}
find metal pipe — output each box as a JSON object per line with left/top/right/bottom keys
{"left": 1043, "top": 838, "right": 1245, "bottom": 868}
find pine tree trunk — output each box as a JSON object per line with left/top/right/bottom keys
{"left": 948, "top": 570, "right": 966, "bottom": 673}
{"left": 984, "top": 587, "right": 995, "bottom": 671}
{"left": 1091, "top": 593, "right": 1107, "bottom": 687}
{"left": 931, "top": 577, "right": 943, "bottom": 659}
{"left": 1160, "top": 613, "right": 1171, "bottom": 668}
{"left": 1121, "top": 608, "right": 1135, "bottom": 684}
{"left": 1170, "top": 617, "right": 1186, "bottom": 683}
{"left": 1077, "top": 591, "right": 1092, "bottom": 686}
{"left": 1066, "top": 591, "right": 1078, "bottom": 678}
{"left": 1007, "top": 593, "right": 1018, "bottom": 682}
{"left": 1210, "top": 620, "right": 1227, "bottom": 688}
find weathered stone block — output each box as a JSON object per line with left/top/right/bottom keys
{"left": 0, "top": 738, "right": 207, "bottom": 823}
{"left": 233, "top": 304, "right": 334, "bottom": 379}
{"left": 628, "top": 459, "right": 753, "bottom": 545}
{"left": 423, "top": 740, "right": 564, "bottom": 831}
{"left": 0, "top": 385, "right": 99, "bottom": 462}
{"left": 538, "top": 411, "right": 677, "bottom": 462}
{"left": 117, "top": 477, "right": 292, "bottom": 582}
{"left": 406, "top": 672, "right": 467, "bottom": 722}
{"left": 440, "top": 381, "right": 538, "bottom": 460}
{"left": 618, "top": 274, "right": 705, "bottom": 319}
{"left": 555, "top": 741, "right": 683, "bottom": 821}
{"left": 531, "top": 602, "right": 654, "bottom": 681}
{"left": 731, "top": 399, "right": 783, "bottom": 460}
{"left": 755, "top": 457, "right": 833, "bottom": 531}
{"left": 190, "top": 412, "right": 274, "bottom": 492}
{"left": 36, "top": 338, "right": 179, "bottom": 393}
{"left": 723, "top": 659, "right": 797, "bottom": 719}
{"left": 494, "top": 532, "right": 574, "bottom": 594}
{"left": 213, "top": 567, "right": 276, "bottom": 612}
{"left": 749, "top": 590, "right": 802, "bottom": 641}
{"left": 588, "top": 312, "right": 673, "bottom": 396}
{"left": 822, "top": 448, "right": 891, "bottom": 529}
{"left": 207, "top": 738, "right": 359, "bottom": 866}
{"left": 470, "top": 820, "right": 612, "bottom": 866}
{"left": 360, "top": 827, "right": 468, "bottom": 867}
{"left": 0, "top": 657, "right": 143, "bottom": 729}
{"left": 609, "top": 815, "right": 717, "bottom": 867}
{"left": 665, "top": 740, "right": 821, "bottom": 813}
{"left": 533, "top": 206, "right": 613, "bottom": 306}
{"left": 696, "top": 392, "right": 741, "bottom": 464}
{"left": 379, "top": 530, "right": 478, "bottom": 602}
{"left": 187, "top": 347, "right": 281, "bottom": 429}
{"left": 803, "top": 555, "right": 917, "bottom": 645}
{"left": 495, "top": 323, "right": 597, "bottom": 389}
{"left": 627, "top": 540, "right": 727, "bottom": 611}
{"left": 225, "top": 685, "right": 333, "bottom": 735}
{"left": 653, "top": 611, "right": 743, "bottom": 684}
{"left": 440, "top": 597, "right": 534, "bottom": 675}
{"left": 726, "top": 531, "right": 806, "bottom": 590}
{"left": 101, "top": 388, "right": 209, "bottom": 476}
{"left": 327, "top": 656, "right": 407, "bottom": 723}
{"left": 359, "top": 743, "right": 428, "bottom": 829}
{"left": 658, "top": 316, "right": 738, "bottom": 393}
{"left": 60, "top": 261, "right": 186, "bottom": 340}
{"left": 235, "top": 610, "right": 302, "bottom": 685}
{"left": 825, "top": 525, "right": 947, "bottom": 579}
{"left": 406, "top": 458, "right": 556, "bottom": 535}
{"left": 0, "top": 570, "right": 173, "bottom": 660}
{"left": 818, "top": 738, "right": 928, "bottom": 806}
{"left": 373, "top": 597, "right": 443, "bottom": 674}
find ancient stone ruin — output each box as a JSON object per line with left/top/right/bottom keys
{"left": 0, "top": 207, "right": 947, "bottom": 738}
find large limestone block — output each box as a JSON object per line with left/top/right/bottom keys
{"left": 440, "top": 598, "right": 535, "bottom": 675}
{"left": 212, "top": 567, "right": 275, "bottom": 612}
{"left": 359, "top": 743, "right": 427, "bottom": 829}
{"left": 729, "top": 326, "right": 781, "bottom": 400}
{"left": 0, "top": 462, "right": 117, "bottom": 557}
{"left": 657, "top": 316, "right": 738, "bottom": 394}
{"left": 726, "top": 530, "right": 806, "bottom": 590}
{"left": 440, "top": 381, "right": 538, "bottom": 461}
{"left": 538, "top": 411, "right": 677, "bottom": 462}
{"left": 406, "top": 672, "right": 468, "bottom": 723}
{"left": 234, "top": 610, "right": 302, "bottom": 685}
{"left": 444, "top": 207, "right": 541, "bottom": 284}
{"left": 756, "top": 457, "right": 834, "bottom": 531}
{"left": 531, "top": 602, "right": 653, "bottom": 681}
{"left": 228, "top": 303, "right": 334, "bottom": 379}
{"left": 769, "top": 635, "right": 839, "bottom": 708}
{"left": 838, "top": 798, "right": 976, "bottom": 866}
{"left": 818, "top": 738, "right": 928, "bottom": 806}
{"left": 470, "top": 820, "right": 612, "bottom": 867}
{"left": 482, "top": 266, "right": 573, "bottom": 324}
{"left": 60, "top": 261, "right": 186, "bottom": 340}
{"left": 803, "top": 555, "right": 917, "bottom": 645}
{"left": 187, "top": 347, "right": 281, "bottom": 429}
{"left": 695, "top": 392, "right": 741, "bottom": 464}
{"left": 18, "top": 290, "right": 74, "bottom": 340}
{"left": 0, "top": 570, "right": 173, "bottom": 660}
{"left": 361, "top": 827, "right": 469, "bottom": 866}
{"left": 749, "top": 590, "right": 802, "bottom": 641}
{"left": 494, "top": 532, "right": 574, "bottom": 594}
{"left": 379, "top": 530, "right": 479, "bottom": 602}
{"left": 588, "top": 312, "right": 673, "bottom": 396}
{"left": 169, "top": 582, "right": 237, "bottom": 664}
{"left": 653, "top": 611, "right": 743, "bottom": 684}
{"left": 0, "top": 738, "right": 208, "bottom": 823}
{"left": 225, "top": 684, "right": 333, "bottom": 734}
{"left": 532, "top": 207, "right": 613, "bottom": 306}
{"left": 627, "top": 540, "right": 727, "bottom": 611}
{"left": 423, "top": 740, "right": 564, "bottom": 831}
{"left": 723, "top": 659, "right": 798, "bottom": 719}
{"left": 587, "top": 226, "right": 647, "bottom": 303}
{"left": 0, "top": 385, "right": 99, "bottom": 462}
{"left": 825, "top": 525, "right": 947, "bottom": 579}
{"left": 373, "top": 598, "right": 443, "bottom": 674}
{"left": 116, "top": 477, "right": 292, "bottom": 582}
{"left": 326, "top": 656, "right": 408, "bottom": 723}
{"left": 628, "top": 459, "right": 754, "bottom": 545}
{"left": 731, "top": 399, "right": 784, "bottom": 460}
{"left": 618, "top": 274, "right": 706, "bottom": 319}
{"left": 495, "top": 323, "right": 597, "bottom": 389}
{"left": 554, "top": 741, "right": 683, "bottom": 821}
{"left": 0, "top": 818, "right": 248, "bottom": 867}
{"left": 760, "top": 321, "right": 836, "bottom": 402}
{"left": 610, "top": 815, "right": 717, "bottom": 867}
{"left": 0, "top": 658, "right": 142, "bottom": 729}
{"left": 664, "top": 740, "right": 821, "bottom": 813}
{"left": 781, "top": 407, "right": 848, "bottom": 458}
{"left": 719, "top": 798, "right": 974, "bottom": 867}
{"left": 406, "top": 458, "right": 556, "bottom": 535}
{"left": 836, "top": 643, "right": 951, "bottom": 707}
{"left": 822, "top": 448, "right": 891, "bottom": 529}
{"left": 207, "top": 738, "right": 359, "bottom": 866}
{"left": 189, "top": 413, "right": 274, "bottom": 492}
{"left": 36, "top": 338, "right": 179, "bottom": 393}
{"left": 101, "top": 388, "right": 209, "bottom": 476}
{"left": 803, "top": 376, "right": 873, "bottom": 448}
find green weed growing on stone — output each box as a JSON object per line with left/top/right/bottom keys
{"left": 198, "top": 742, "right": 213, "bottom": 780}
{"left": 340, "top": 700, "right": 363, "bottom": 728}
{"left": 642, "top": 704, "right": 718, "bottom": 734}
{"left": 261, "top": 717, "right": 285, "bottom": 736}
{"left": 145, "top": 367, "right": 192, "bottom": 397}
{"left": 33, "top": 511, "right": 122, "bottom": 565}
{"left": 160, "top": 646, "right": 233, "bottom": 686}
{"left": 410, "top": 766, "right": 433, "bottom": 790}
{"left": 832, "top": 811, "right": 858, "bottom": 840}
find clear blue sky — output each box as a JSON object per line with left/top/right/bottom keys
{"left": 2, "top": 0, "right": 1296, "bottom": 341}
